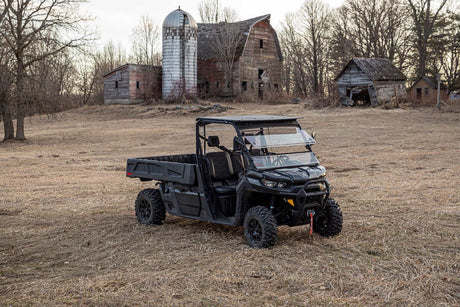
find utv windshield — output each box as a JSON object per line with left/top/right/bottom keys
{"left": 241, "top": 127, "right": 319, "bottom": 170}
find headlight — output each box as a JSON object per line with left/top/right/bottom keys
{"left": 278, "top": 182, "right": 288, "bottom": 188}
{"left": 260, "top": 179, "right": 288, "bottom": 188}
{"left": 261, "top": 179, "right": 277, "bottom": 188}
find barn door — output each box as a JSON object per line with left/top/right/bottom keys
{"left": 368, "top": 85, "right": 378, "bottom": 107}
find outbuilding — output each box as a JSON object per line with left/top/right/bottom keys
{"left": 103, "top": 64, "right": 162, "bottom": 105}
{"left": 335, "top": 58, "right": 406, "bottom": 107}
{"left": 408, "top": 76, "right": 448, "bottom": 104}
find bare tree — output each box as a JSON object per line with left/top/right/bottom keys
{"left": 0, "top": 0, "right": 94, "bottom": 140}
{"left": 407, "top": 0, "right": 448, "bottom": 77}
{"left": 0, "top": 0, "right": 12, "bottom": 23}
{"left": 280, "top": 1, "right": 332, "bottom": 97}
{"left": 210, "top": 22, "right": 243, "bottom": 97}
{"left": 130, "top": 15, "right": 161, "bottom": 66}
{"left": 298, "top": 0, "right": 331, "bottom": 96}
{"left": 0, "top": 43, "right": 14, "bottom": 140}
{"left": 198, "top": 0, "right": 238, "bottom": 23}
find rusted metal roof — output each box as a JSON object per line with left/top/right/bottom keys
{"left": 335, "top": 58, "right": 406, "bottom": 81}
{"left": 197, "top": 15, "right": 282, "bottom": 61}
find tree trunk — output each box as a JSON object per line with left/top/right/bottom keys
{"left": 15, "top": 59, "right": 26, "bottom": 140}
{"left": 2, "top": 111, "right": 14, "bottom": 140}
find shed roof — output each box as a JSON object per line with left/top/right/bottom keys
{"left": 335, "top": 58, "right": 406, "bottom": 81}
{"left": 197, "top": 15, "right": 282, "bottom": 61}
{"left": 102, "top": 64, "right": 161, "bottom": 78}
{"left": 410, "top": 76, "right": 447, "bottom": 90}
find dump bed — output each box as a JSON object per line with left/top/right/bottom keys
{"left": 126, "top": 154, "right": 197, "bottom": 185}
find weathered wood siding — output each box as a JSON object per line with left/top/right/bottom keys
{"left": 238, "top": 20, "right": 283, "bottom": 98}
{"left": 336, "top": 62, "right": 372, "bottom": 86}
{"left": 408, "top": 79, "right": 448, "bottom": 104}
{"left": 336, "top": 61, "right": 406, "bottom": 106}
{"left": 373, "top": 81, "right": 407, "bottom": 104}
{"left": 104, "top": 65, "right": 162, "bottom": 104}
{"left": 197, "top": 20, "right": 283, "bottom": 98}
{"left": 104, "top": 65, "right": 130, "bottom": 104}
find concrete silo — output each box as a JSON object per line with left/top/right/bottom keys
{"left": 162, "top": 8, "right": 197, "bottom": 100}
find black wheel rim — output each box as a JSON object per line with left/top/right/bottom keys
{"left": 138, "top": 199, "right": 151, "bottom": 222}
{"left": 247, "top": 218, "right": 263, "bottom": 245}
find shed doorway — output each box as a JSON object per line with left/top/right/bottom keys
{"left": 347, "top": 86, "right": 370, "bottom": 106}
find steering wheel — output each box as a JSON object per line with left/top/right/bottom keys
{"left": 272, "top": 155, "right": 289, "bottom": 167}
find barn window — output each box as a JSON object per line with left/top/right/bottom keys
{"left": 226, "top": 81, "right": 230, "bottom": 88}
{"left": 115, "top": 81, "right": 118, "bottom": 89}
{"left": 136, "top": 81, "right": 140, "bottom": 89}
{"left": 424, "top": 87, "right": 429, "bottom": 95}
{"left": 216, "top": 81, "right": 220, "bottom": 88}
{"left": 258, "top": 69, "right": 264, "bottom": 79}
{"left": 416, "top": 88, "right": 422, "bottom": 99}
{"left": 241, "top": 81, "right": 247, "bottom": 92}
{"left": 259, "top": 39, "right": 263, "bottom": 49}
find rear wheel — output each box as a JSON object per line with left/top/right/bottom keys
{"left": 135, "top": 189, "right": 166, "bottom": 225}
{"left": 243, "top": 206, "right": 278, "bottom": 248}
{"left": 313, "top": 198, "right": 343, "bottom": 237}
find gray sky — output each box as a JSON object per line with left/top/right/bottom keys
{"left": 82, "top": 0, "right": 344, "bottom": 49}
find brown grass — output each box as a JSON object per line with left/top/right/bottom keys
{"left": 0, "top": 103, "right": 459, "bottom": 306}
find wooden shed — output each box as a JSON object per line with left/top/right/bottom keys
{"left": 335, "top": 58, "right": 406, "bottom": 107}
{"left": 103, "top": 64, "right": 162, "bottom": 105}
{"left": 408, "top": 76, "right": 448, "bottom": 104}
{"left": 197, "top": 15, "right": 283, "bottom": 98}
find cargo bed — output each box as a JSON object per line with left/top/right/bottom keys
{"left": 126, "top": 154, "right": 197, "bottom": 185}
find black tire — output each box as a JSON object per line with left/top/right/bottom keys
{"left": 243, "top": 206, "right": 278, "bottom": 248}
{"left": 135, "top": 189, "right": 166, "bottom": 225}
{"left": 313, "top": 198, "right": 343, "bottom": 237}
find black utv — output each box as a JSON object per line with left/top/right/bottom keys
{"left": 126, "top": 115, "right": 342, "bottom": 248}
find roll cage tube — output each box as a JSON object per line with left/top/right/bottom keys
{"left": 195, "top": 119, "right": 311, "bottom": 173}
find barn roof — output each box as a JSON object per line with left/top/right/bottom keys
{"left": 410, "top": 76, "right": 447, "bottom": 90}
{"left": 335, "top": 58, "right": 406, "bottom": 81}
{"left": 102, "top": 64, "right": 161, "bottom": 78}
{"left": 197, "top": 14, "right": 282, "bottom": 61}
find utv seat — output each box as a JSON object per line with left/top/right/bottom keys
{"left": 205, "top": 152, "right": 238, "bottom": 194}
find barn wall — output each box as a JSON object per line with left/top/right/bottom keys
{"left": 103, "top": 66, "right": 130, "bottom": 104}
{"left": 197, "top": 59, "right": 239, "bottom": 97}
{"left": 238, "top": 21, "right": 283, "bottom": 98}
{"left": 373, "top": 81, "right": 407, "bottom": 104}
{"left": 129, "top": 66, "right": 162, "bottom": 101}
{"left": 408, "top": 79, "right": 448, "bottom": 104}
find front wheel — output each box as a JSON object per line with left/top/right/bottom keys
{"left": 313, "top": 198, "right": 343, "bottom": 237}
{"left": 135, "top": 189, "right": 166, "bottom": 225}
{"left": 243, "top": 206, "right": 278, "bottom": 248}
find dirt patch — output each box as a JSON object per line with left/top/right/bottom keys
{"left": 0, "top": 103, "right": 459, "bottom": 306}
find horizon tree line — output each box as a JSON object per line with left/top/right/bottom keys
{"left": 1, "top": 0, "right": 459, "bottom": 141}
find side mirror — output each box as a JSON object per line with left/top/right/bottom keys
{"left": 207, "top": 135, "right": 220, "bottom": 147}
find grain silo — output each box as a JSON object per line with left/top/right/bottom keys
{"left": 162, "top": 8, "right": 197, "bottom": 100}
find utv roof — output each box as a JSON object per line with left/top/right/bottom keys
{"left": 196, "top": 115, "right": 299, "bottom": 126}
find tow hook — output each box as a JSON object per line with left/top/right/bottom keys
{"left": 307, "top": 210, "right": 315, "bottom": 234}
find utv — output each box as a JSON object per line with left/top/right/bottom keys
{"left": 126, "top": 115, "right": 342, "bottom": 248}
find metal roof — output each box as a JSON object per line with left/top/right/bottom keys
{"left": 196, "top": 115, "right": 299, "bottom": 125}
{"left": 163, "top": 8, "right": 197, "bottom": 29}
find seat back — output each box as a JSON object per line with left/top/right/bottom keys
{"left": 231, "top": 152, "right": 247, "bottom": 175}
{"left": 205, "top": 152, "right": 234, "bottom": 181}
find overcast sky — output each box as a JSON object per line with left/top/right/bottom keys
{"left": 82, "top": 0, "right": 344, "bottom": 50}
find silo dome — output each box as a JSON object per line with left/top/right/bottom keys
{"left": 162, "top": 8, "right": 197, "bottom": 100}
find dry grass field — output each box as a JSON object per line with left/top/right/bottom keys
{"left": 0, "top": 102, "right": 459, "bottom": 306}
